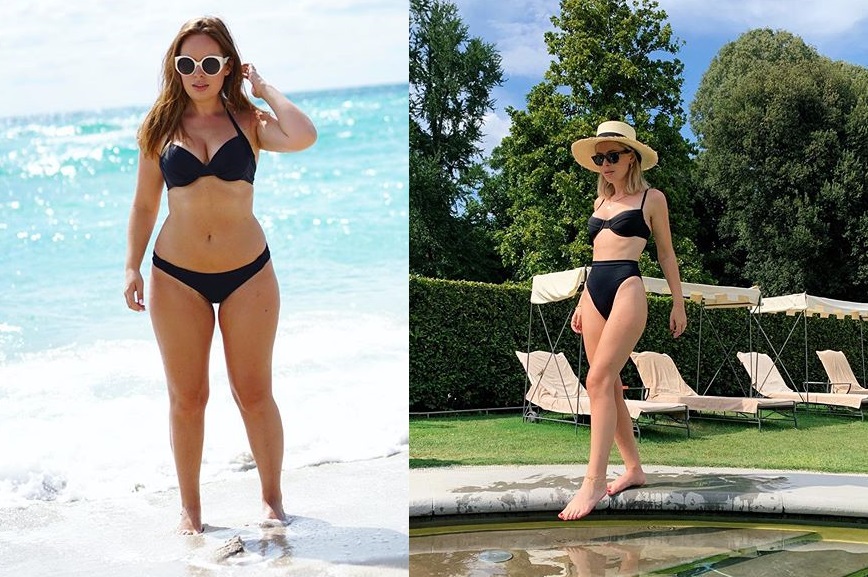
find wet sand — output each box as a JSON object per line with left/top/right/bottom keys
{"left": 0, "top": 452, "right": 408, "bottom": 576}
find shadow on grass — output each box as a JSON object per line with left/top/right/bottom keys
{"left": 410, "top": 458, "right": 464, "bottom": 468}
{"left": 408, "top": 418, "right": 459, "bottom": 429}
{"left": 685, "top": 408, "right": 862, "bottom": 436}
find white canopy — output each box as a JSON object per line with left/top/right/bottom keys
{"left": 642, "top": 277, "right": 760, "bottom": 308}
{"left": 529, "top": 268, "right": 760, "bottom": 308}
{"left": 530, "top": 268, "right": 588, "bottom": 304}
{"left": 753, "top": 293, "right": 868, "bottom": 320}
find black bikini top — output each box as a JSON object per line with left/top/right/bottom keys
{"left": 588, "top": 188, "right": 651, "bottom": 243}
{"left": 159, "top": 107, "right": 256, "bottom": 190}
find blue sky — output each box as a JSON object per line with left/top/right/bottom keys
{"left": 452, "top": 0, "right": 868, "bottom": 152}
{"left": 0, "top": 0, "right": 407, "bottom": 118}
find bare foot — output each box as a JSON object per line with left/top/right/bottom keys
{"left": 565, "top": 545, "right": 606, "bottom": 573}
{"left": 558, "top": 475, "right": 607, "bottom": 521}
{"left": 606, "top": 468, "right": 646, "bottom": 496}
{"left": 177, "top": 508, "right": 204, "bottom": 535}
{"left": 261, "top": 499, "right": 290, "bottom": 527}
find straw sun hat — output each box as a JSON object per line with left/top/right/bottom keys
{"left": 570, "top": 120, "right": 658, "bottom": 173}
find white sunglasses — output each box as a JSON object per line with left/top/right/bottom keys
{"left": 174, "top": 55, "right": 230, "bottom": 76}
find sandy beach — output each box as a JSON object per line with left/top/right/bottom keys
{"left": 0, "top": 452, "right": 408, "bottom": 576}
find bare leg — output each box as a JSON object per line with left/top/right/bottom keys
{"left": 565, "top": 546, "right": 607, "bottom": 575}
{"left": 607, "top": 375, "right": 646, "bottom": 495}
{"left": 559, "top": 278, "right": 647, "bottom": 520}
{"left": 150, "top": 269, "right": 215, "bottom": 534}
{"left": 218, "top": 262, "right": 286, "bottom": 524}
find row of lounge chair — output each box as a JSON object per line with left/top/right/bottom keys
{"left": 517, "top": 351, "right": 691, "bottom": 437}
{"left": 518, "top": 349, "right": 868, "bottom": 437}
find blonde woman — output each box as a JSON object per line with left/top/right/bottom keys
{"left": 123, "top": 16, "right": 316, "bottom": 534}
{"left": 560, "top": 120, "right": 686, "bottom": 521}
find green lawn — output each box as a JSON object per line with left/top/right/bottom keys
{"left": 410, "top": 411, "right": 868, "bottom": 473}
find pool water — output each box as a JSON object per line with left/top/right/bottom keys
{"left": 410, "top": 520, "right": 868, "bottom": 576}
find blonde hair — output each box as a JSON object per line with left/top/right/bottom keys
{"left": 137, "top": 16, "right": 260, "bottom": 158}
{"left": 596, "top": 146, "right": 651, "bottom": 199}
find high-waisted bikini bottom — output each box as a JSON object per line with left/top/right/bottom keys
{"left": 586, "top": 260, "right": 641, "bottom": 320}
{"left": 152, "top": 246, "right": 270, "bottom": 304}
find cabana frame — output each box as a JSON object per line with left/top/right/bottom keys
{"left": 523, "top": 268, "right": 690, "bottom": 437}
{"left": 752, "top": 293, "right": 868, "bottom": 402}
{"left": 641, "top": 277, "right": 762, "bottom": 397}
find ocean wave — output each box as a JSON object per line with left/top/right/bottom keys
{"left": 0, "top": 309, "right": 407, "bottom": 508}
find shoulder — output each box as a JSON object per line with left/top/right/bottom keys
{"left": 251, "top": 107, "right": 278, "bottom": 129}
{"left": 233, "top": 108, "right": 267, "bottom": 146}
{"left": 644, "top": 187, "right": 665, "bottom": 200}
{"left": 137, "top": 148, "right": 161, "bottom": 168}
{"left": 593, "top": 196, "right": 604, "bottom": 210}
{"left": 644, "top": 187, "right": 668, "bottom": 209}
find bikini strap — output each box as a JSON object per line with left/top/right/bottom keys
{"left": 640, "top": 188, "right": 649, "bottom": 209}
{"left": 225, "top": 107, "right": 244, "bottom": 136}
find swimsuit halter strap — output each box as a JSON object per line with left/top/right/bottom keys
{"left": 224, "top": 104, "right": 244, "bottom": 136}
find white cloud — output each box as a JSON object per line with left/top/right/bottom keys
{"left": 491, "top": 21, "right": 553, "bottom": 77}
{"left": 480, "top": 110, "right": 512, "bottom": 155}
{"left": 658, "top": 0, "right": 868, "bottom": 37}
{"left": 454, "top": 0, "right": 558, "bottom": 79}
{"left": 455, "top": 0, "right": 868, "bottom": 76}
{"left": 0, "top": 0, "right": 407, "bottom": 117}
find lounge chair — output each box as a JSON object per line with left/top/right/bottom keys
{"left": 630, "top": 351, "right": 796, "bottom": 429}
{"left": 515, "top": 350, "right": 690, "bottom": 437}
{"left": 736, "top": 351, "right": 867, "bottom": 419}
{"left": 815, "top": 350, "right": 868, "bottom": 395}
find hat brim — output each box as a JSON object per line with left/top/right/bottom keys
{"left": 571, "top": 137, "right": 658, "bottom": 172}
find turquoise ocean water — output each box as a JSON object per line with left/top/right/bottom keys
{"left": 0, "top": 84, "right": 408, "bottom": 505}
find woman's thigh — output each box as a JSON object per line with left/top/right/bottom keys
{"left": 149, "top": 269, "right": 216, "bottom": 397}
{"left": 217, "top": 262, "right": 280, "bottom": 401}
{"left": 591, "top": 277, "right": 647, "bottom": 376}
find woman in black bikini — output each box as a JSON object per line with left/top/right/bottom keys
{"left": 123, "top": 16, "right": 316, "bottom": 534}
{"left": 558, "top": 120, "right": 686, "bottom": 521}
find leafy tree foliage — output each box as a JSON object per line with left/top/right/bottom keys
{"left": 691, "top": 29, "right": 868, "bottom": 299}
{"left": 483, "top": 0, "right": 702, "bottom": 282}
{"left": 409, "top": 0, "right": 505, "bottom": 281}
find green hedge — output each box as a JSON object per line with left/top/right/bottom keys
{"left": 409, "top": 275, "right": 868, "bottom": 412}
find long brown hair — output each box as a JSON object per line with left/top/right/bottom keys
{"left": 137, "top": 16, "right": 259, "bottom": 157}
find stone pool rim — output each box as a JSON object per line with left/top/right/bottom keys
{"left": 409, "top": 464, "right": 868, "bottom": 530}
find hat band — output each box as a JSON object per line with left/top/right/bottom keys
{"left": 597, "top": 131, "right": 626, "bottom": 138}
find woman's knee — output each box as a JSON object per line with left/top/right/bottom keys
{"left": 231, "top": 381, "right": 274, "bottom": 414}
{"left": 584, "top": 368, "right": 616, "bottom": 396}
{"left": 169, "top": 384, "right": 209, "bottom": 414}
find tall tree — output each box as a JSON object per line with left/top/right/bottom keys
{"left": 482, "top": 0, "right": 703, "bottom": 282}
{"left": 690, "top": 29, "right": 868, "bottom": 298}
{"left": 409, "top": 0, "right": 505, "bottom": 281}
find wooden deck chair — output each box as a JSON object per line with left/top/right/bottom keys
{"left": 736, "top": 351, "right": 867, "bottom": 419}
{"left": 815, "top": 350, "right": 868, "bottom": 395}
{"left": 630, "top": 351, "right": 796, "bottom": 429}
{"left": 516, "top": 350, "right": 690, "bottom": 437}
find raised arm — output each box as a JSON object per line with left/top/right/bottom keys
{"left": 244, "top": 63, "right": 317, "bottom": 153}
{"left": 647, "top": 188, "right": 687, "bottom": 338}
{"left": 124, "top": 151, "right": 164, "bottom": 311}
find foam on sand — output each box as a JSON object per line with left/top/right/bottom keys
{"left": 0, "top": 453, "right": 408, "bottom": 576}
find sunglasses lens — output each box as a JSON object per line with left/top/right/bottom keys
{"left": 202, "top": 57, "right": 222, "bottom": 75}
{"left": 591, "top": 151, "right": 628, "bottom": 166}
{"left": 176, "top": 56, "right": 195, "bottom": 75}
{"left": 591, "top": 153, "right": 609, "bottom": 166}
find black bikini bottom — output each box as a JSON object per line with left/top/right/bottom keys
{"left": 586, "top": 260, "right": 641, "bottom": 320}
{"left": 152, "top": 246, "right": 270, "bottom": 304}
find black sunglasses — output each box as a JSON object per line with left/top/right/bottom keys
{"left": 591, "top": 149, "right": 632, "bottom": 166}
